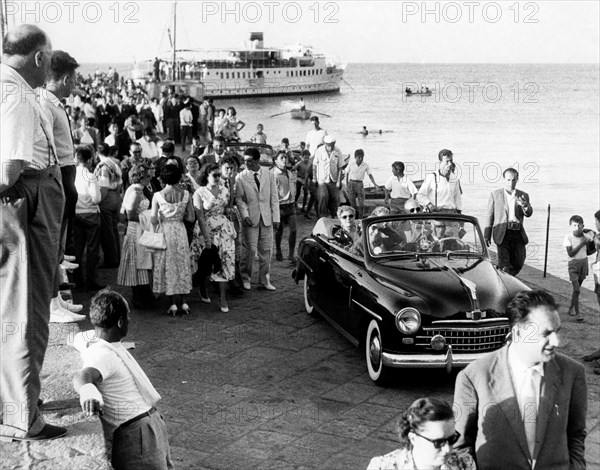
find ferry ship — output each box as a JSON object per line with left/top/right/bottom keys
{"left": 134, "top": 32, "right": 345, "bottom": 100}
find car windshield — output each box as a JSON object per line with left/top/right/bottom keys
{"left": 365, "top": 217, "right": 485, "bottom": 257}
{"left": 226, "top": 143, "right": 274, "bottom": 167}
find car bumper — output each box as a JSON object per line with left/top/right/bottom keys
{"left": 382, "top": 346, "right": 492, "bottom": 373}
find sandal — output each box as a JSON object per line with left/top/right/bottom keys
{"left": 167, "top": 305, "right": 177, "bottom": 317}
{"left": 181, "top": 303, "right": 191, "bottom": 315}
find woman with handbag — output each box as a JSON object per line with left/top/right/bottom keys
{"left": 117, "top": 164, "right": 153, "bottom": 308}
{"left": 151, "top": 163, "right": 195, "bottom": 315}
{"left": 193, "top": 163, "right": 237, "bottom": 313}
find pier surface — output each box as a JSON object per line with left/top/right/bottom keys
{"left": 2, "top": 215, "right": 598, "bottom": 470}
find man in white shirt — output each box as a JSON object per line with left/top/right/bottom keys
{"left": 417, "top": 149, "right": 462, "bottom": 213}
{"left": 345, "top": 149, "right": 378, "bottom": 218}
{"left": 41, "top": 50, "right": 86, "bottom": 323}
{"left": 0, "top": 25, "right": 68, "bottom": 442}
{"left": 312, "top": 135, "right": 344, "bottom": 218}
{"left": 137, "top": 125, "right": 160, "bottom": 161}
{"left": 305, "top": 116, "right": 327, "bottom": 155}
{"left": 179, "top": 102, "right": 193, "bottom": 152}
{"left": 454, "top": 290, "right": 587, "bottom": 470}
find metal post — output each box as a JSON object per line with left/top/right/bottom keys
{"left": 543, "top": 204, "right": 551, "bottom": 277}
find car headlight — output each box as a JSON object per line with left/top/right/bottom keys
{"left": 395, "top": 307, "right": 421, "bottom": 334}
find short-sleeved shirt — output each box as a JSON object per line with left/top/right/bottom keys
{"left": 272, "top": 167, "right": 297, "bottom": 204}
{"left": 1, "top": 63, "right": 57, "bottom": 170}
{"left": 305, "top": 128, "right": 327, "bottom": 154}
{"left": 81, "top": 339, "right": 151, "bottom": 434}
{"left": 563, "top": 233, "right": 588, "bottom": 260}
{"left": 39, "top": 89, "right": 75, "bottom": 167}
{"left": 347, "top": 161, "right": 372, "bottom": 182}
{"left": 313, "top": 145, "right": 343, "bottom": 184}
{"left": 385, "top": 175, "right": 418, "bottom": 198}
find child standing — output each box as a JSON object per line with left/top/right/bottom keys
{"left": 250, "top": 123, "right": 267, "bottom": 144}
{"left": 563, "top": 215, "right": 594, "bottom": 321}
{"left": 73, "top": 289, "right": 171, "bottom": 469}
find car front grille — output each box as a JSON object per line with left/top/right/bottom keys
{"left": 416, "top": 324, "right": 510, "bottom": 352}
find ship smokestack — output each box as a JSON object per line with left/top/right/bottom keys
{"left": 250, "top": 32, "right": 264, "bottom": 50}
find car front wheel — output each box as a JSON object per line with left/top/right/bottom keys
{"left": 304, "top": 274, "right": 315, "bottom": 315}
{"left": 365, "top": 319, "right": 390, "bottom": 385}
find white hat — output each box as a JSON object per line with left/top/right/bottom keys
{"left": 323, "top": 135, "right": 336, "bottom": 144}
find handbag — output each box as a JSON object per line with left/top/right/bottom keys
{"left": 138, "top": 222, "right": 166, "bottom": 250}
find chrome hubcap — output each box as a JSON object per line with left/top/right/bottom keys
{"left": 369, "top": 334, "right": 382, "bottom": 368}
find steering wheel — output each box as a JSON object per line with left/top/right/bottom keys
{"left": 431, "top": 237, "right": 466, "bottom": 251}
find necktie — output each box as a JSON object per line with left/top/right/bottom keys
{"left": 523, "top": 368, "right": 538, "bottom": 460}
{"left": 254, "top": 172, "right": 260, "bottom": 191}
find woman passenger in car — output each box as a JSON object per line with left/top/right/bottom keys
{"left": 367, "top": 397, "right": 475, "bottom": 470}
{"left": 331, "top": 205, "right": 360, "bottom": 249}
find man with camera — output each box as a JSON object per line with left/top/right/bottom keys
{"left": 417, "top": 149, "right": 462, "bottom": 213}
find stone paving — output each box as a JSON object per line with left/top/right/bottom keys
{"left": 1, "top": 214, "right": 599, "bottom": 470}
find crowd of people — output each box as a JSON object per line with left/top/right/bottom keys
{"left": 1, "top": 25, "right": 599, "bottom": 470}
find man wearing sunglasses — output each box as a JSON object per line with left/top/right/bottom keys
{"left": 454, "top": 290, "right": 587, "bottom": 470}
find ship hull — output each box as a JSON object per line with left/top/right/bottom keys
{"left": 147, "top": 73, "right": 343, "bottom": 100}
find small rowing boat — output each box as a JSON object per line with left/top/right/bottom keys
{"left": 291, "top": 109, "right": 312, "bottom": 120}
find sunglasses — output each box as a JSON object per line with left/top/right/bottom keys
{"left": 211, "top": 173, "right": 222, "bottom": 178}
{"left": 341, "top": 215, "right": 355, "bottom": 219}
{"left": 412, "top": 430, "right": 460, "bottom": 449}
{"left": 409, "top": 207, "right": 422, "bottom": 213}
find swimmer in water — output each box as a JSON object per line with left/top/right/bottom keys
{"left": 360, "top": 126, "right": 368, "bottom": 136}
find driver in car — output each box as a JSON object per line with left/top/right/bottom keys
{"left": 426, "top": 220, "right": 463, "bottom": 252}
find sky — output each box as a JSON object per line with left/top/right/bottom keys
{"left": 2, "top": 1, "right": 599, "bottom": 64}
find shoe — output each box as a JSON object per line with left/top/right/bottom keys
{"left": 63, "top": 255, "right": 76, "bottom": 262}
{"left": 276, "top": 252, "right": 283, "bottom": 262}
{"left": 86, "top": 282, "right": 106, "bottom": 291}
{"left": 198, "top": 289, "right": 211, "bottom": 303}
{"left": 60, "top": 260, "right": 79, "bottom": 270}
{"left": 59, "top": 282, "right": 76, "bottom": 290}
{"left": 576, "top": 315, "right": 584, "bottom": 322}
{"left": 242, "top": 281, "right": 251, "bottom": 290}
{"left": 258, "top": 283, "right": 276, "bottom": 291}
{"left": 167, "top": 305, "right": 178, "bottom": 317}
{"left": 0, "top": 423, "right": 67, "bottom": 442}
{"left": 568, "top": 307, "right": 576, "bottom": 317}
{"left": 181, "top": 303, "right": 191, "bottom": 315}
{"left": 50, "top": 297, "right": 86, "bottom": 323}
{"left": 58, "top": 294, "right": 83, "bottom": 313}
{"left": 218, "top": 300, "right": 229, "bottom": 313}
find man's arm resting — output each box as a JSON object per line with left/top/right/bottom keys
{"left": 0, "top": 160, "right": 26, "bottom": 194}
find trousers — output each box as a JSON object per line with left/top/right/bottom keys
{"left": 0, "top": 166, "right": 64, "bottom": 438}
{"left": 239, "top": 217, "right": 273, "bottom": 286}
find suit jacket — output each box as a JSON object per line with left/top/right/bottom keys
{"left": 454, "top": 346, "right": 587, "bottom": 470}
{"left": 235, "top": 168, "right": 280, "bottom": 227}
{"left": 484, "top": 188, "right": 533, "bottom": 246}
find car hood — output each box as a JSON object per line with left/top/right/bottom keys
{"left": 370, "top": 256, "right": 511, "bottom": 318}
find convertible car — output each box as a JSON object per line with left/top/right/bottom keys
{"left": 294, "top": 213, "right": 529, "bottom": 384}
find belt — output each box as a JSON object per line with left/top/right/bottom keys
{"left": 118, "top": 407, "right": 157, "bottom": 429}
{"left": 22, "top": 165, "right": 58, "bottom": 175}
{"left": 508, "top": 221, "right": 521, "bottom": 230}
{"left": 349, "top": 180, "right": 363, "bottom": 183}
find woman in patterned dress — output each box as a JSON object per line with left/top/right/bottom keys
{"left": 193, "top": 163, "right": 237, "bottom": 313}
{"left": 150, "top": 163, "right": 195, "bottom": 315}
{"left": 367, "top": 398, "right": 475, "bottom": 470}
{"left": 117, "top": 164, "right": 152, "bottom": 308}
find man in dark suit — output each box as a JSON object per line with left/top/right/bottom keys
{"left": 114, "top": 115, "right": 142, "bottom": 160}
{"left": 454, "top": 289, "right": 587, "bottom": 470}
{"left": 484, "top": 167, "right": 533, "bottom": 276}
{"left": 236, "top": 148, "right": 280, "bottom": 291}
